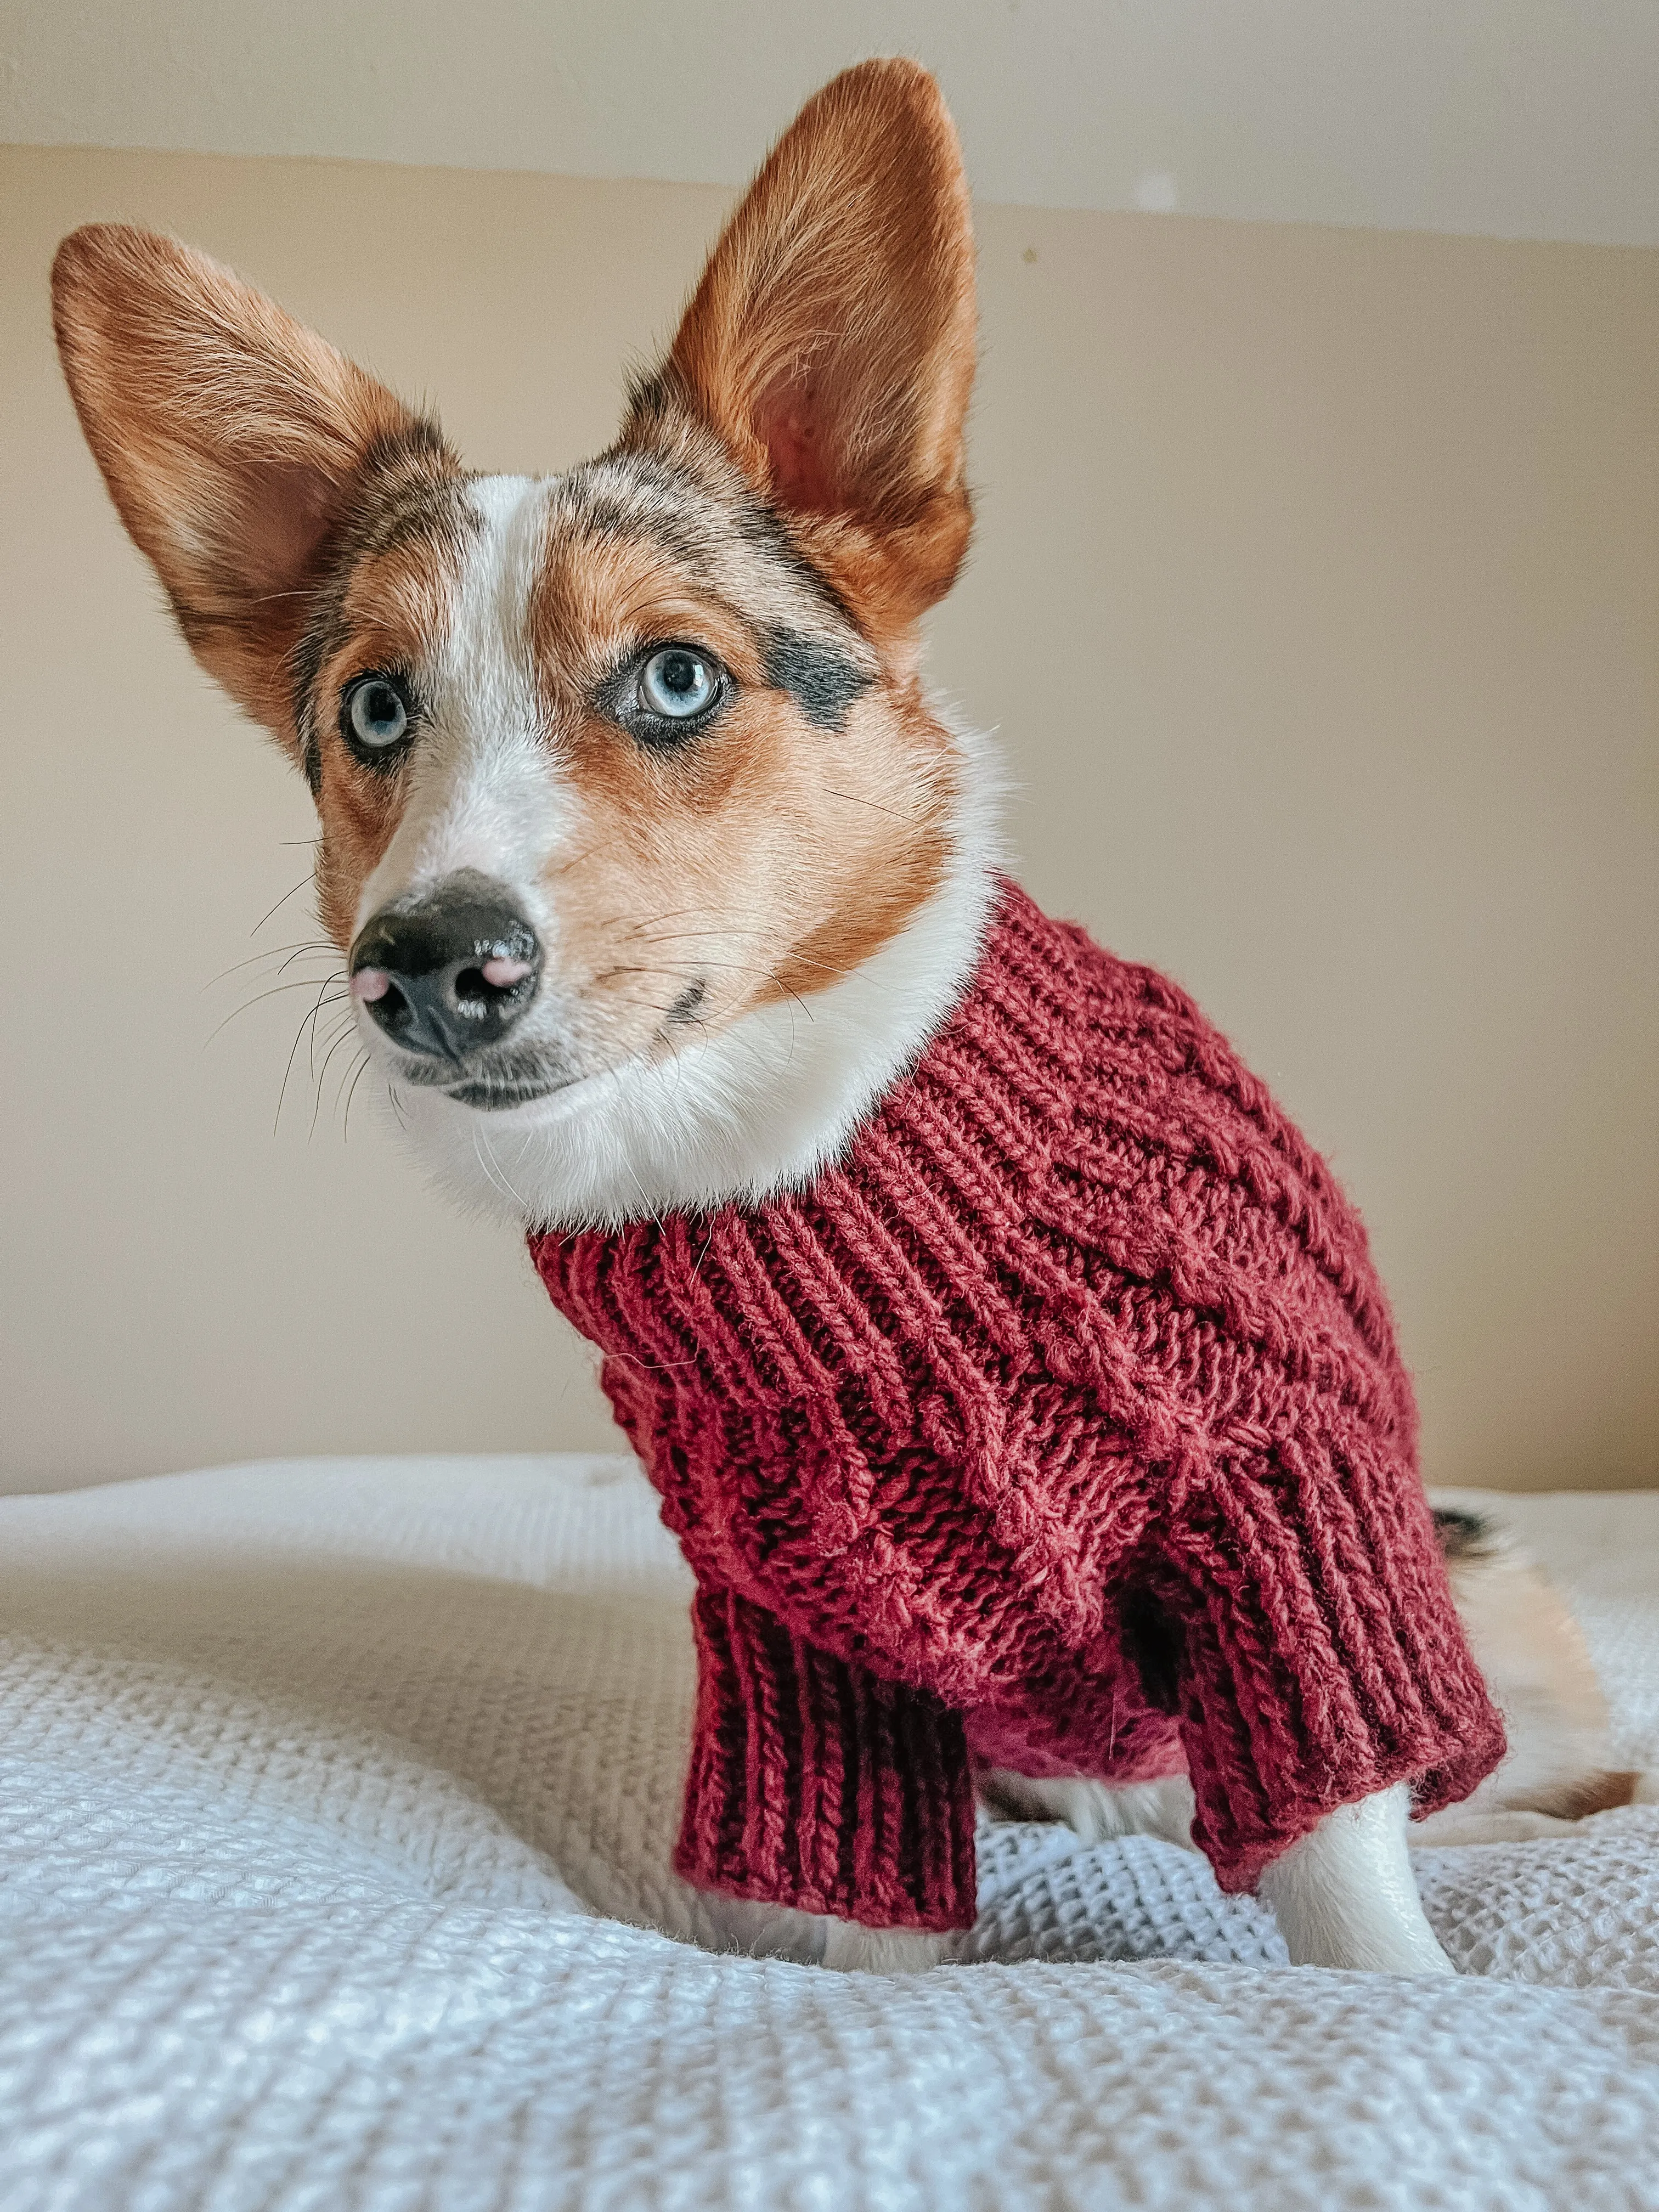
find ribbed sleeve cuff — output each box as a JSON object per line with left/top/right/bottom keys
{"left": 676, "top": 1586, "right": 979, "bottom": 1932}
{"left": 1165, "top": 1449, "right": 1508, "bottom": 1894}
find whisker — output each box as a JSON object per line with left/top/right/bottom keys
{"left": 279, "top": 943, "right": 341, "bottom": 975}
{"left": 204, "top": 941, "right": 335, "bottom": 989}
{"left": 633, "top": 927, "right": 777, "bottom": 943}
{"left": 310, "top": 996, "right": 354, "bottom": 1079}
{"left": 821, "top": 786, "right": 919, "bottom": 821}
{"left": 618, "top": 1146, "right": 665, "bottom": 1235}
{"left": 274, "top": 980, "right": 345, "bottom": 1136}
{"left": 311, "top": 1021, "right": 362, "bottom": 1137}
{"left": 473, "top": 1122, "right": 532, "bottom": 1214}
{"left": 250, "top": 874, "right": 317, "bottom": 936}
{"left": 619, "top": 905, "right": 756, "bottom": 940}
{"left": 206, "top": 975, "right": 347, "bottom": 1045}
{"left": 592, "top": 960, "right": 819, "bottom": 1022}
{"left": 342, "top": 1049, "right": 374, "bottom": 1140}
{"left": 691, "top": 1214, "right": 716, "bottom": 1278}
{"left": 631, "top": 932, "right": 855, "bottom": 980}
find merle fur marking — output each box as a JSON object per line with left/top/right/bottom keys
{"left": 1432, "top": 1506, "right": 1498, "bottom": 1561}
{"left": 763, "top": 625, "right": 873, "bottom": 730}
{"left": 289, "top": 424, "right": 468, "bottom": 791}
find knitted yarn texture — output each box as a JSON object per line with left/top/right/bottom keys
{"left": 531, "top": 881, "right": 1505, "bottom": 1931}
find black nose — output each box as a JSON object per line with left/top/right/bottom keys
{"left": 351, "top": 874, "right": 541, "bottom": 1061}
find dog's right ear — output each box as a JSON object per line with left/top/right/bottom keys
{"left": 52, "top": 223, "right": 449, "bottom": 755}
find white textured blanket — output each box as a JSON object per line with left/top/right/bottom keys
{"left": 3, "top": 1457, "right": 1658, "bottom": 2211}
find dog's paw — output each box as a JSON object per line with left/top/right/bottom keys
{"left": 689, "top": 1888, "right": 949, "bottom": 1971}
{"left": 819, "top": 1921, "right": 952, "bottom": 1974}
{"left": 1259, "top": 1787, "right": 1457, "bottom": 1975}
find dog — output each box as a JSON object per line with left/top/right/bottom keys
{"left": 52, "top": 59, "right": 1640, "bottom": 1974}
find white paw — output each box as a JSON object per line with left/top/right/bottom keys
{"left": 1259, "top": 1787, "right": 1457, "bottom": 1975}
{"left": 689, "top": 1888, "right": 949, "bottom": 1972}
{"left": 820, "top": 1921, "right": 951, "bottom": 1974}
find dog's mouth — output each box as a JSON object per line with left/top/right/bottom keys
{"left": 385, "top": 1041, "right": 580, "bottom": 1112}
{"left": 444, "top": 1076, "right": 573, "bottom": 1110}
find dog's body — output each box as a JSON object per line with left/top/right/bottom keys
{"left": 53, "top": 60, "right": 1640, "bottom": 1977}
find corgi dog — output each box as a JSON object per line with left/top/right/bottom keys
{"left": 53, "top": 60, "right": 1639, "bottom": 1974}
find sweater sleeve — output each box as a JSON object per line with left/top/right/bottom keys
{"left": 675, "top": 1584, "right": 980, "bottom": 1932}
{"left": 1154, "top": 1438, "right": 1507, "bottom": 1894}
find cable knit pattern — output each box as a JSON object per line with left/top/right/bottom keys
{"left": 531, "top": 879, "right": 1505, "bottom": 1928}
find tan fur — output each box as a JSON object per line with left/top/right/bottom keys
{"left": 51, "top": 223, "right": 454, "bottom": 753}
{"left": 548, "top": 695, "right": 952, "bottom": 1055}
{"left": 527, "top": 516, "right": 954, "bottom": 1053}
{"left": 630, "top": 59, "right": 978, "bottom": 638}
{"left": 1408, "top": 1530, "right": 1638, "bottom": 1842}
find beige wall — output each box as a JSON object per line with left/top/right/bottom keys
{"left": 12, "top": 0, "right": 1659, "bottom": 244}
{"left": 2, "top": 142, "right": 1655, "bottom": 1495}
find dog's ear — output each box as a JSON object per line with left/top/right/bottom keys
{"left": 52, "top": 223, "right": 450, "bottom": 754}
{"left": 622, "top": 59, "right": 977, "bottom": 632}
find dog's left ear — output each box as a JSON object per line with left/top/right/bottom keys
{"left": 622, "top": 58, "right": 977, "bottom": 633}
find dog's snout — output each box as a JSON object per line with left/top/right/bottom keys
{"left": 351, "top": 875, "right": 541, "bottom": 1061}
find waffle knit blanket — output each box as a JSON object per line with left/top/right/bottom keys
{"left": 2, "top": 1458, "right": 1658, "bottom": 2212}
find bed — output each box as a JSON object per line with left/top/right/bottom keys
{"left": 3, "top": 1454, "right": 1657, "bottom": 2209}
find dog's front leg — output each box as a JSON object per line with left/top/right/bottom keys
{"left": 1257, "top": 1785, "right": 1454, "bottom": 1974}
{"left": 675, "top": 1589, "right": 972, "bottom": 1971}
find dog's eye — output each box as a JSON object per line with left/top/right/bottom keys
{"left": 343, "top": 675, "right": 410, "bottom": 756}
{"left": 637, "top": 647, "right": 720, "bottom": 723}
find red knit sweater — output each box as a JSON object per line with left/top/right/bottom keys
{"left": 531, "top": 881, "right": 1504, "bottom": 1931}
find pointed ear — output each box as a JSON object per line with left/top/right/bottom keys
{"left": 52, "top": 223, "right": 450, "bottom": 752}
{"left": 623, "top": 59, "right": 977, "bottom": 630}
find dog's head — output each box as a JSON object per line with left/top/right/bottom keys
{"left": 52, "top": 60, "right": 996, "bottom": 1223}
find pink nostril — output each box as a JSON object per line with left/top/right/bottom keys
{"left": 481, "top": 955, "right": 533, "bottom": 989}
{"left": 352, "top": 967, "right": 392, "bottom": 1004}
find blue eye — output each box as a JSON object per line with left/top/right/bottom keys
{"left": 637, "top": 646, "right": 719, "bottom": 721}
{"left": 345, "top": 676, "right": 409, "bottom": 753}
